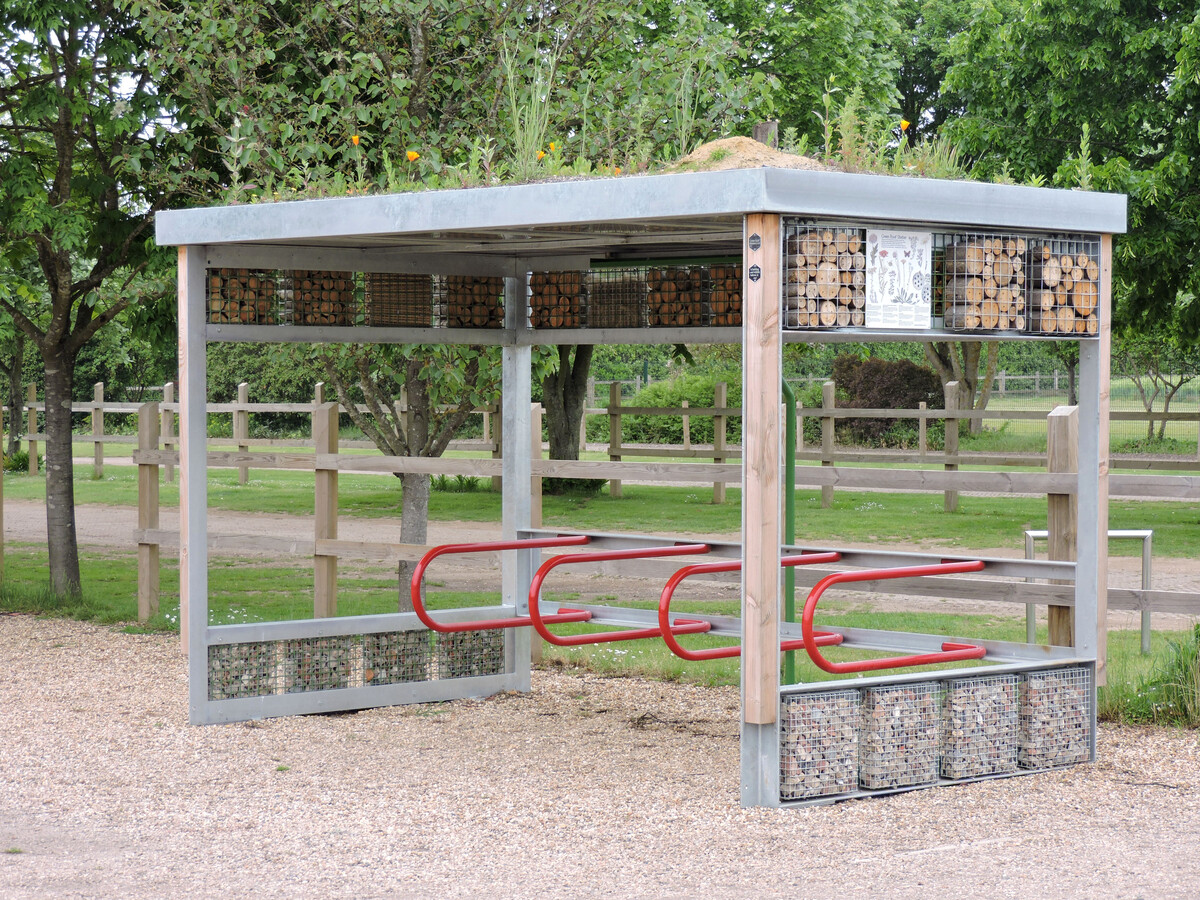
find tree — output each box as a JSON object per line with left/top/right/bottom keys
{"left": 922, "top": 340, "right": 999, "bottom": 435}
{"left": 894, "top": 0, "right": 973, "bottom": 141}
{"left": 0, "top": 266, "right": 37, "bottom": 457}
{"left": 943, "top": 0, "right": 1200, "bottom": 338}
{"left": 1113, "top": 325, "right": 1200, "bottom": 442}
{"left": 0, "top": 2, "right": 195, "bottom": 593}
{"left": 541, "top": 344, "right": 594, "bottom": 493}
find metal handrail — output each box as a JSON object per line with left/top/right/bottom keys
{"left": 801, "top": 560, "right": 988, "bottom": 673}
{"left": 658, "top": 552, "right": 846, "bottom": 661}
{"left": 409, "top": 536, "right": 593, "bottom": 633}
{"left": 528, "top": 543, "right": 714, "bottom": 646}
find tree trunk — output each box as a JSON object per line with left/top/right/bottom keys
{"left": 541, "top": 344, "right": 595, "bottom": 493}
{"left": 42, "top": 343, "right": 81, "bottom": 595}
{"left": 396, "top": 471, "right": 431, "bottom": 613}
{"left": 972, "top": 342, "right": 1000, "bottom": 435}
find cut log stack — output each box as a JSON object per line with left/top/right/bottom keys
{"left": 445, "top": 275, "right": 504, "bottom": 328}
{"left": 782, "top": 227, "right": 866, "bottom": 328}
{"left": 585, "top": 268, "right": 645, "bottom": 328}
{"left": 646, "top": 266, "right": 708, "bottom": 326}
{"left": 1028, "top": 243, "right": 1101, "bottom": 335}
{"left": 940, "top": 236, "right": 1027, "bottom": 332}
{"left": 292, "top": 270, "right": 357, "bottom": 326}
{"left": 207, "top": 268, "right": 277, "bottom": 324}
{"left": 707, "top": 264, "right": 742, "bottom": 326}
{"left": 363, "top": 273, "right": 434, "bottom": 327}
{"left": 529, "top": 271, "right": 586, "bottom": 328}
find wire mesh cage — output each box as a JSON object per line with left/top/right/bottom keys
{"left": 530, "top": 271, "right": 587, "bottom": 328}
{"left": 941, "top": 674, "right": 1019, "bottom": 779}
{"left": 934, "top": 233, "right": 1029, "bottom": 333}
{"left": 208, "top": 641, "right": 277, "bottom": 700}
{"left": 782, "top": 222, "right": 867, "bottom": 330}
{"left": 362, "top": 631, "right": 432, "bottom": 685}
{"left": 435, "top": 629, "right": 506, "bottom": 678}
{"left": 646, "top": 265, "right": 709, "bottom": 327}
{"left": 860, "top": 682, "right": 942, "bottom": 790}
{"left": 363, "top": 273, "right": 436, "bottom": 327}
{"left": 289, "top": 270, "right": 359, "bottom": 326}
{"left": 779, "top": 689, "right": 861, "bottom": 801}
{"left": 1019, "top": 666, "right": 1092, "bottom": 769}
{"left": 706, "top": 263, "right": 743, "bottom": 326}
{"left": 444, "top": 275, "right": 505, "bottom": 328}
{"left": 1025, "top": 236, "right": 1102, "bottom": 336}
{"left": 207, "top": 268, "right": 280, "bottom": 325}
{"left": 281, "top": 636, "right": 354, "bottom": 693}
{"left": 585, "top": 267, "right": 646, "bottom": 328}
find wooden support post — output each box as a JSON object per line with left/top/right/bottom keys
{"left": 92, "top": 382, "right": 104, "bottom": 479}
{"left": 531, "top": 402, "right": 543, "bottom": 528}
{"left": 608, "top": 381, "right": 623, "bottom": 499}
{"left": 943, "top": 381, "right": 960, "bottom": 513}
{"left": 918, "top": 401, "right": 928, "bottom": 458}
{"left": 26, "top": 384, "right": 37, "bottom": 475}
{"left": 161, "top": 382, "right": 176, "bottom": 483}
{"left": 1047, "top": 406, "right": 1079, "bottom": 647}
{"left": 682, "top": 399, "right": 691, "bottom": 450}
{"left": 179, "top": 245, "right": 209, "bottom": 659}
{"left": 796, "top": 400, "right": 804, "bottom": 451}
{"left": 820, "top": 381, "right": 835, "bottom": 508}
{"left": 137, "top": 402, "right": 161, "bottom": 622}
{"left": 313, "top": 402, "right": 339, "bottom": 618}
{"left": 313, "top": 381, "right": 326, "bottom": 406}
{"left": 742, "top": 211, "right": 782, "bottom": 730}
{"left": 235, "top": 381, "right": 250, "bottom": 485}
{"left": 713, "top": 381, "right": 727, "bottom": 504}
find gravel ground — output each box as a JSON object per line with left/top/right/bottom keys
{"left": 2, "top": 614, "right": 1199, "bottom": 899}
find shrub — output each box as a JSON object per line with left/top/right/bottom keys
{"left": 1132, "top": 625, "right": 1200, "bottom": 726}
{"left": 615, "top": 373, "right": 743, "bottom": 446}
{"left": 832, "top": 354, "right": 943, "bottom": 447}
{"left": 2, "top": 450, "right": 38, "bottom": 473}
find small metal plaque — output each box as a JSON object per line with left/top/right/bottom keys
{"left": 748, "top": 264, "right": 762, "bottom": 282}
{"left": 749, "top": 233, "right": 762, "bottom": 251}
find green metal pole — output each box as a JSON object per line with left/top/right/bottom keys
{"left": 781, "top": 379, "right": 797, "bottom": 684}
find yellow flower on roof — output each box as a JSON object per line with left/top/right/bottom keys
{"left": 537, "top": 150, "right": 545, "bottom": 161}
{"left": 900, "top": 119, "right": 911, "bottom": 131}
{"left": 549, "top": 142, "right": 556, "bottom": 152}
{"left": 406, "top": 150, "right": 420, "bottom": 162}
{"left": 351, "top": 134, "right": 360, "bottom": 146}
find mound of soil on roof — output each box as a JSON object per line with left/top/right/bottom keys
{"left": 669, "top": 136, "right": 836, "bottom": 173}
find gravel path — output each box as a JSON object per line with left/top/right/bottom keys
{"left": 2, "top": 614, "right": 1199, "bottom": 899}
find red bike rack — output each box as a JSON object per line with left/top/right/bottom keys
{"left": 528, "top": 543, "right": 715, "bottom": 646}
{"left": 801, "top": 559, "right": 989, "bottom": 673}
{"left": 657, "top": 552, "right": 846, "bottom": 661}
{"left": 409, "top": 536, "right": 594, "bottom": 633}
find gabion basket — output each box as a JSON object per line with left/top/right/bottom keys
{"left": 444, "top": 275, "right": 504, "bottom": 328}
{"left": 435, "top": 629, "right": 505, "bottom": 678}
{"left": 646, "top": 265, "right": 709, "bottom": 327}
{"left": 934, "top": 232, "right": 1029, "bottom": 333}
{"left": 281, "top": 636, "right": 354, "bottom": 693}
{"left": 941, "top": 674, "right": 1019, "bottom": 779}
{"left": 859, "top": 682, "right": 942, "bottom": 790}
{"left": 207, "top": 268, "right": 280, "bottom": 325}
{"left": 586, "top": 267, "right": 646, "bottom": 328}
{"left": 1025, "top": 236, "right": 1102, "bottom": 335}
{"left": 362, "top": 631, "right": 432, "bottom": 685}
{"left": 290, "top": 270, "right": 358, "bottom": 326}
{"left": 208, "top": 641, "right": 276, "bottom": 700}
{"left": 1019, "top": 666, "right": 1092, "bottom": 769}
{"left": 530, "top": 271, "right": 587, "bottom": 328}
{"left": 364, "top": 273, "right": 435, "bottom": 327}
{"left": 779, "top": 689, "right": 861, "bottom": 801}
{"left": 782, "top": 224, "right": 867, "bottom": 329}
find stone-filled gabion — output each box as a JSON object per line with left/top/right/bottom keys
{"left": 435, "top": 629, "right": 505, "bottom": 679}
{"left": 362, "top": 631, "right": 431, "bottom": 685}
{"left": 281, "top": 636, "right": 353, "bottom": 693}
{"left": 941, "top": 674, "right": 1019, "bottom": 779}
{"left": 1019, "top": 667, "right": 1091, "bottom": 769}
{"left": 780, "top": 690, "right": 861, "bottom": 801}
{"left": 860, "top": 682, "right": 941, "bottom": 790}
{"left": 208, "top": 641, "right": 276, "bottom": 700}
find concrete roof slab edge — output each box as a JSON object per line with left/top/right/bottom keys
{"left": 155, "top": 167, "right": 1127, "bottom": 248}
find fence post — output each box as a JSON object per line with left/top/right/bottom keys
{"left": 943, "top": 381, "right": 959, "bottom": 513}
{"left": 531, "top": 402, "right": 543, "bottom": 528}
{"left": 235, "top": 381, "right": 250, "bottom": 485}
{"left": 26, "top": 384, "right": 37, "bottom": 475}
{"left": 820, "top": 381, "right": 835, "bottom": 508}
{"left": 161, "top": 382, "right": 176, "bottom": 483}
{"left": 998, "top": 370, "right": 1006, "bottom": 396}
{"left": 713, "top": 381, "right": 727, "bottom": 504}
{"left": 918, "top": 401, "right": 928, "bottom": 458}
{"left": 1047, "top": 406, "right": 1078, "bottom": 647}
{"left": 92, "top": 382, "right": 105, "bottom": 479}
{"left": 491, "top": 404, "right": 503, "bottom": 492}
{"left": 137, "top": 402, "right": 161, "bottom": 622}
{"left": 796, "top": 399, "right": 804, "bottom": 451}
{"left": 608, "top": 381, "right": 623, "bottom": 499}
{"left": 681, "top": 399, "right": 691, "bottom": 451}
{"left": 313, "top": 401, "right": 339, "bottom": 618}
